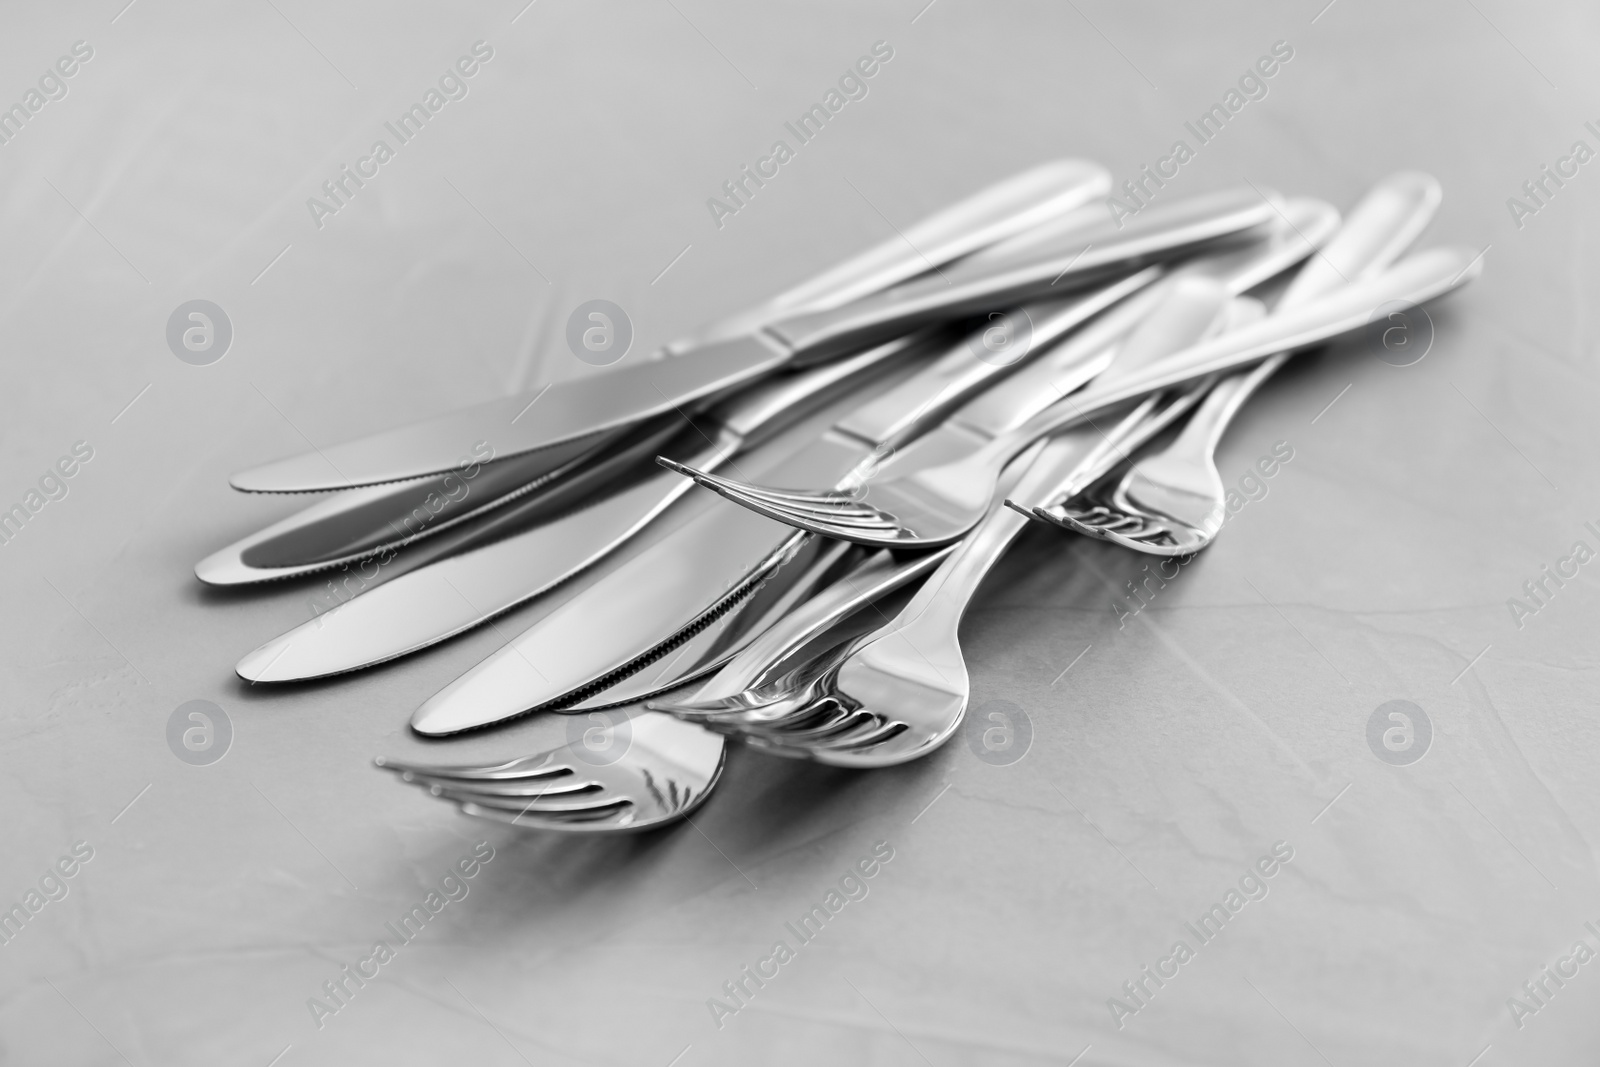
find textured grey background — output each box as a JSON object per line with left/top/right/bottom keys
{"left": 1, "top": 0, "right": 1597, "bottom": 1064}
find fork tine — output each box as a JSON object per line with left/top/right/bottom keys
{"left": 701, "top": 481, "right": 858, "bottom": 508}
{"left": 725, "top": 695, "right": 853, "bottom": 734}
{"left": 399, "top": 773, "right": 601, "bottom": 799}
{"left": 1030, "top": 499, "right": 1192, "bottom": 554}
{"left": 739, "top": 500, "right": 909, "bottom": 541}
{"left": 710, "top": 485, "right": 891, "bottom": 526}
{"left": 740, "top": 501, "right": 907, "bottom": 544}
{"left": 457, "top": 799, "right": 633, "bottom": 826}
{"left": 754, "top": 710, "right": 885, "bottom": 745}
{"left": 374, "top": 753, "right": 567, "bottom": 781}
{"left": 656, "top": 457, "right": 856, "bottom": 509}
{"left": 433, "top": 786, "right": 627, "bottom": 816}
{"left": 652, "top": 458, "right": 835, "bottom": 507}
{"left": 659, "top": 457, "right": 915, "bottom": 543}
{"left": 803, "top": 719, "right": 911, "bottom": 751}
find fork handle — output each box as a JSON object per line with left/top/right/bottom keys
{"left": 1163, "top": 171, "right": 1445, "bottom": 461}
{"left": 1165, "top": 354, "right": 1284, "bottom": 459}
{"left": 901, "top": 433, "right": 1097, "bottom": 622}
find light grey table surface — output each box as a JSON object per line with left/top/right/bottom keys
{"left": 2, "top": 1, "right": 1598, "bottom": 1064}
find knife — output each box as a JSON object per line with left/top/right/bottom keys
{"left": 402, "top": 215, "right": 1323, "bottom": 734}
{"left": 231, "top": 185, "right": 1277, "bottom": 493}
{"left": 237, "top": 265, "right": 1161, "bottom": 682}
{"left": 195, "top": 425, "right": 670, "bottom": 585}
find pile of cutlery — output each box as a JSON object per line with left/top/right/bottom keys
{"left": 205, "top": 161, "right": 1480, "bottom": 831}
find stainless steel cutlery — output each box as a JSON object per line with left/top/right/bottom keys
{"left": 203, "top": 166, "right": 1484, "bottom": 833}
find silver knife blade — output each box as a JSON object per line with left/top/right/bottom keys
{"left": 410, "top": 496, "right": 818, "bottom": 735}
{"left": 231, "top": 186, "right": 1276, "bottom": 493}
{"left": 196, "top": 423, "right": 667, "bottom": 585}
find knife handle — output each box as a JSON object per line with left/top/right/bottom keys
{"left": 670, "top": 159, "right": 1111, "bottom": 352}
{"left": 764, "top": 185, "right": 1279, "bottom": 366}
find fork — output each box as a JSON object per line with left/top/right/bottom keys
{"left": 375, "top": 710, "right": 725, "bottom": 832}
{"left": 1034, "top": 171, "right": 1443, "bottom": 554}
{"left": 661, "top": 245, "right": 1481, "bottom": 549}
{"left": 697, "top": 425, "right": 1132, "bottom": 766}
{"left": 646, "top": 385, "right": 1201, "bottom": 752}
{"left": 661, "top": 322, "right": 1257, "bottom": 730}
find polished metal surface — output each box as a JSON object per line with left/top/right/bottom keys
{"left": 9, "top": 5, "right": 1578, "bottom": 1063}
{"left": 652, "top": 544, "right": 958, "bottom": 721}
{"left": 664, "top": 277, "right": 1245, "bottom": 544}
{"left": 1042, "top": 172, "right": 1444, "bottom": 553}
{"left": 197, "top": 424, "right": 651, "bottom": 585}
{"left": 709, "top": 430, "right": 1123, "bottom": 766}
{"left": 764, "top": 185, "right": 1279, "bottom": 364}
{"left": 673, "top": 246, "right": 1482, "bottom": 547}
{"left": 375, "top": 710, "right": 726, "bottom": 833}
